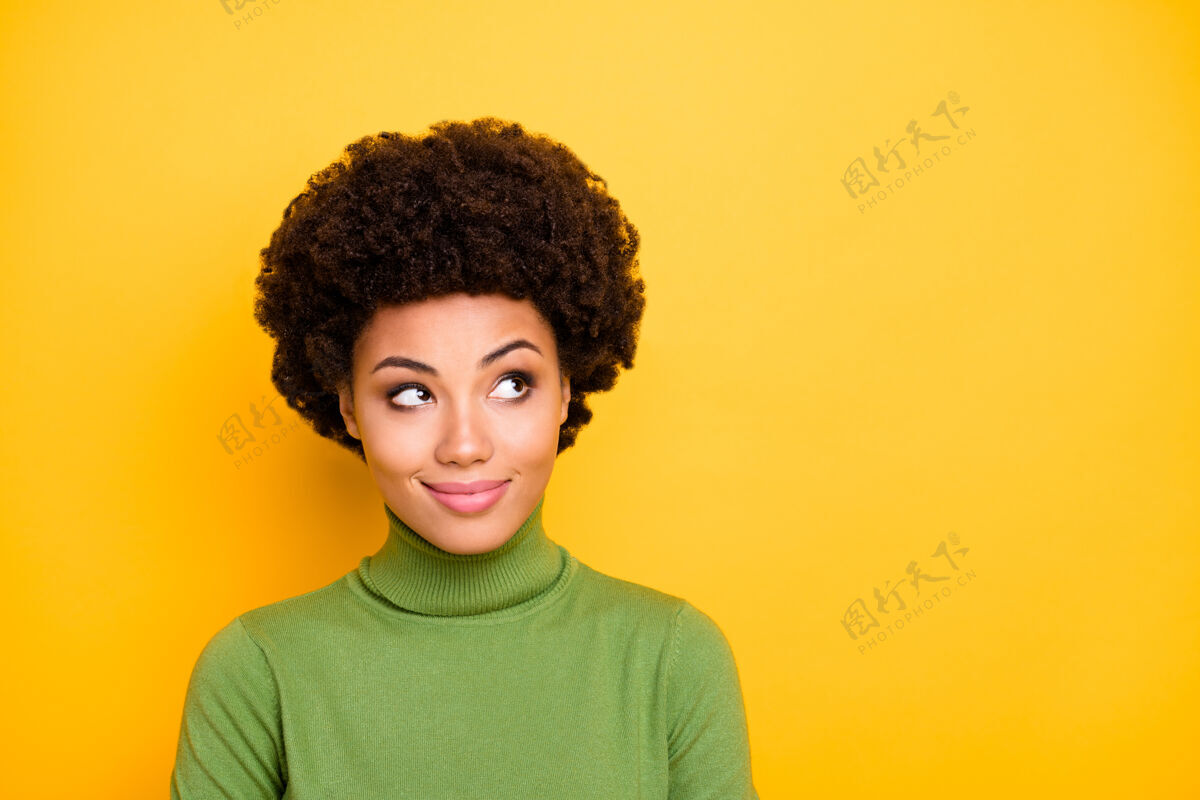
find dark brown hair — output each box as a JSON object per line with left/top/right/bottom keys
{"left": 253, "top": 117, "right": 646, "bottom": 461}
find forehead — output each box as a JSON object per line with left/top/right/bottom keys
{"left": 355, "top": 292, "right": 554, "bottom": 356}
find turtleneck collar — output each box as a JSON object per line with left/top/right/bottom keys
{"left": 360, "top": 494, "right": 564, "bottom": 616}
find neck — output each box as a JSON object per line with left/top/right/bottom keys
{"left": 362, "top": 494, "right": 564, "bottom": 616}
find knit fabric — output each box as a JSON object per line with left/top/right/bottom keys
{"left": 170, "top": 494, "right": 759, "bottom": 798}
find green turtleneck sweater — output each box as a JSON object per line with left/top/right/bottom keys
{"left": 170, "top": 495, "right": 759, "bottom": 799}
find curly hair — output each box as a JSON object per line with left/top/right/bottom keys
{"left": 252, "top": 117, "right": 646, "bottom": 462}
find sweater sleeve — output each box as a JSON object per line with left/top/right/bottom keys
{"left": 170, "top": 616, "right": 287, "bottom": 799}
{"left": 664, "top": 601, "right": 759, "bottom": 800}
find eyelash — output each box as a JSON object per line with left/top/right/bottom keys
{"left": 385, "top": 370, "right": 536, "bottom": 410}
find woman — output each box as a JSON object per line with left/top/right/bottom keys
{"left": 170, "top": 117, "right": 759, "bottom": 799}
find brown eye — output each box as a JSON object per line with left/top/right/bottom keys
{"left": 389, "top": 385, "right": 433, "bottom": 408}
{"left": 490, "top": 373, "right": 532, "bottom": 400}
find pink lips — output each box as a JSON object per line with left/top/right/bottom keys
{"left": 421, "top": 479, "right": 510, "bottom": 513}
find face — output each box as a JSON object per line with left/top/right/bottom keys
{"left": 337, "top": 292, "right": 571, "bottom": 555}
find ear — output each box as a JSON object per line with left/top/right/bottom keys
{"left": 559, "top": 372, "right": 571, "bottom": 426}
{"left": 337, "top": 383, "right": 362, "bottom": 440}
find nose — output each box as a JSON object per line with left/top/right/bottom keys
{"left": 435, "top": 403, "right": 493, "bottom": 466}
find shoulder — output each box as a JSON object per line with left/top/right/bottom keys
{"left": 572, "top": 558, "right": 729, "bottom": 616}
{"left": 566, "top": 562, "right": 744, "bottom": 714}
{"left": 664, "top": 599, "right": 739, "bottom": 680}
{"left": 570, "top": 557, "right": 688, "bottom": 618}
{"left": 188, "top": 614, "right": 270, "bottom": 682}
{"left": 568, "top": 560, "right": 739, "bottom": 679}
{"left": 221, "top": 568, "right": 360, "bottom": 648}
{"left": 566, "top": 558, "right": 733, "bottom": 652}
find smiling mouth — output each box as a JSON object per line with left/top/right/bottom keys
{"left": 421, "top": 479, "right": 510, "bottom": 495}
{"left": 421, "top": 480, "right": 511, "bottom": 513}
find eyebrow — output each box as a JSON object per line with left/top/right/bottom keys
{"left": 370, "top": 339, "right": 544, "bottom": 376}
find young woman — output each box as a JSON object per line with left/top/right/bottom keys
{"left": 170, "top": 117, "right": 759, "bottom": 799}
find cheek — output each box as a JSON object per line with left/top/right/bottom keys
{"left": 367, "top": 443, "right": 424, "bottom": 482}
{"left": 497, "top": 408, "right": 561, "bottom": 463}
{"left": 358, "top": 411, "right": 428, "bottom": 472}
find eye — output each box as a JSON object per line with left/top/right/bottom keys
{"left": 388, "top": 384, "right": 433, "bottom": 409}
{"left": 490, "top": 372, "right": 533, "bottom": 400}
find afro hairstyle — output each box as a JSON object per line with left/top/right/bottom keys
{"left": 252, "top": 117, "right": 646, "bottom": 462}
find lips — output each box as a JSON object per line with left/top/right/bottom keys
{"left": 421, "top": 479, "right": 511, "bottom": 513}
{"left": 422, "top": 479, "right": 509, "bottom": 495}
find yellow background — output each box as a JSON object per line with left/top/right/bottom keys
{"left": 2, "top": 1, "right": 1197, "bottom": 797}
